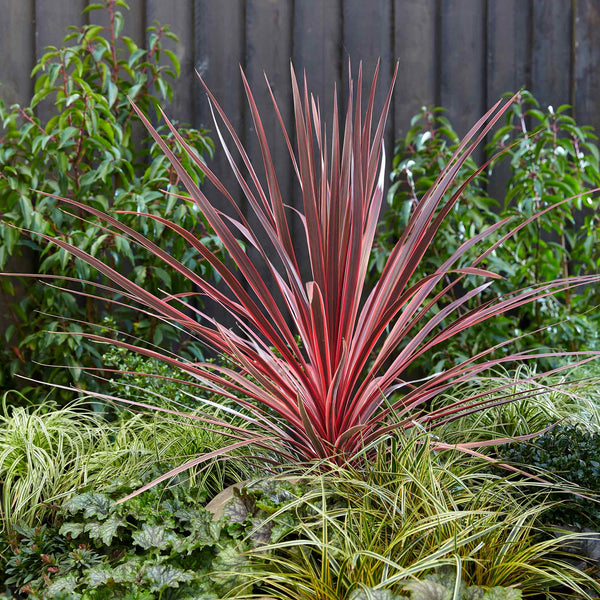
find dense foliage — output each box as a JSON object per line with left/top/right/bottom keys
{"left": 0, "top": 480, "right": 290, "bottom": 599}
{"left": 502, "top": 424, "right": 600, "bottom": 528}
{"left": 373, "top": 93, "right": 600, "bottom": 372}
{"left": 2, "top": 4, "right": 600, "bottom": 596}
{"left": 0, "top": 0, "right": 215, "bottom": 397}
{"left": 0, "top": 387, "right": 255, "bottom": 534}
{"left": 2, "top": 449, "right": 585, "bottom": 600}
{"left": 34, "top": 57, "right": 600, "bottom": 508}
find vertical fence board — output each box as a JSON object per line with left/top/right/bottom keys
{"left": 343, "top": 0, "right": 394, "bottom": 200}
{"left": 147, "top": 0, "right": 195, "bottom": 124}
{"left": 343, "top": 0, "right": 393, "bottom": 109}
{"left": 531, "top": 0, "right": 572, "bottom": 110}
{"left": 487, "top": 0, "right": 531, "bottom": 103}
{"left": 194, "top": 0, "right": 245, "bottom": 206}
{"left": 245, "top": 0, "right": 294, "bottom": 289}
{"left": 0, "top": 0, "right": 35, "bottom": 106}
{"left": 194, "top": 0, "right": 245, "bottom": 326}
{"left": 574, "top": 0, "right": 600, "bottom": 133}
{"left": 440, "top": 0, "right": 486, "bottom": 146}
{"left": 293, "top": 0, "right": 342, "bottom": 132}
{"left": 486, "top": 0, "right": 531, "bottom": 203}
{"left": 34, "top": 0, "right": 87, "bottom": 56}
{"left": 393, "top": 0, "right": 438, "bottom": 140}
{"left": 0, "top": 1, "right": 37, "bottom": 334}
{"left": 89, "top": 0, "right": 146, "bottom": 46}
{"left": 292, "top": 0, "right": 342, "bottom": 274}
{"left": 194, "top": 0, "right": 245, "bottom": 164}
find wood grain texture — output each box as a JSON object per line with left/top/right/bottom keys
{"left": 89, "top": 0, "right": 146, "bottom": 45}
{"left": 245, "top": 0, "right": 294, "bottom": 286}
{"left": 531, "top": 0, "right": 572, "bottom": 110}
{"left": 147, "top": 0, "right": 195, "bottom": 124}
{"left": 293, "top": 0, "right": 342, "bottom": 132}
{"left": 194, "top": 0, "right": 246, "bottom": 326}
{"left": 486, "top": 0, "right": 531, "bottom": 204}
{"left": 194, "top": 0, "right": 245, "bottom": 152}
{"left": 343, "top": 0, "right": 394, "bottom": 201}
{"left": 0, "top": 0, "right": 36, "bottom": 106}
{"left": 292, "top": 0, "right": 342, "bottom": 274}
{"left": 440, "top": 0, "right": 486, "bottom": 141}
{"left": 487, "top": 0, "right": 531, "bottom": 103}
{"left": 574, "top": 0, "right": 600, "bottom": 133}
{"left": 34, "top": 0, "right": 87, "bottom": 122}
{"left": 393, "top": 0, "right": 438, "bottom": 139}
{"left": 343, "top": 0, "right": 393, "bottom": 106}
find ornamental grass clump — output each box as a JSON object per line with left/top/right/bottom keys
{"left": 241, "top": 437, "right": 598, "bottom": 599}
{"left": 21, "top": 64, "right": 600, "bottom": 496}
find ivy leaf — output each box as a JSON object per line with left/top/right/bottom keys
{"left": 209, "top": 543, "right": 250, "bottom": 596}
{"left": 63, "top": 493, "right": 113, "bottom": 520}
{"left": 144, "top": 565, "right": 195, "bottom": 593}
{"left": 59, "top": 521, "right": 85, "bottom": 539}
{"left": 85, "top": 566, "right": 115, "bottom": 586}
{"left": 402, "top": 580, "right": 452, "bottom": 600}
{"left": 84, "top": 515, "right": 126, "bottom": 545}
{"left": 174, "top": 507, "right": 220, "bottom": 543}
{"left": 481, "top": 587, "right": 522, "bottom": 600}
{"left": 132, "top": 524, "right": 173, "bottom": 550}
{"left": 111, "top": 558, "right": 144, "bottom": 584}
{"left": 45, "top": 574, "right": 81, "bottom": 598}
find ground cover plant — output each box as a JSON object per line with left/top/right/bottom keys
{"left": 243, "top": 438, "right": 599, "bottom": 599}
{"left": 0, "top": 478, "right": 259, "bottom": 599}
{"left": 372, "top": 94, "right": 600, "bottom": 372}
{"left": 23, "top": 59, "right": 600, "bottom": 501}
{"left": 0, "top": 0, "right": 215, "bottom": 397}
{"left": 434, "top": 363, "right": 600, "bottom": 443}
{"left": 3, "top": 441, "right": 597, "bottom": 599}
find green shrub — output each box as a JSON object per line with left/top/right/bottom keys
{"left": 501, "top": 424, "right": 600, "bottom": 528}
{"left": 372, "top": 93, "right": 600, "bottom": 373}
{"left": 0, "top": 0, "right": 216, "bottom": 399}
{"left": 100, "top": 346, "right": 204, "bottom": 413}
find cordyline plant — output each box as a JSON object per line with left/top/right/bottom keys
{"left": 18, "top": 63, "right": 600, "bottom": 499}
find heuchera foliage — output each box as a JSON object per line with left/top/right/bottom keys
{"left": 25, "top": 64, "right": 600, "bottom": 498}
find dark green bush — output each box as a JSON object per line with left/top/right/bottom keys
{"left": 0, "top": 0, "right": 216, "bottom": 400}
{"left": 501, "top": 424, "right": 600, "bottom": 527}
{"left": 371, "top": 93, "right": 600, "bottom": 373}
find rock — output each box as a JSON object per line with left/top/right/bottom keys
{"left": 204, "top": 481, "right": 246, "bottom": 521}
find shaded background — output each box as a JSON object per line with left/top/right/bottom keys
{"left": 0, "top": 0, "right": 598, "bottom": 324}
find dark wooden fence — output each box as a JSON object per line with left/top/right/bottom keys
{"left": 1, "top": 0, "right": 598, "bottom": 326}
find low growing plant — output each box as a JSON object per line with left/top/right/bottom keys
{"left": 0, "top": 389, "right": 255, "bottom": 534}
{"left": 1, "top": 477, "right": 308, "bottom": 599}
{"left": 435, "top": 363, "right": 600, "bottom": 444}
{"left": 0, "top": 0, "right": 215, "bottom": 397}
{"left": 242, "top": 437, "right": 597, "bottom": 599}
{"left": 501, "top": 424, "right": 600, "bottom": 528}
{"left": 19, "top": 63, "right": 600, "bottom": 497}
